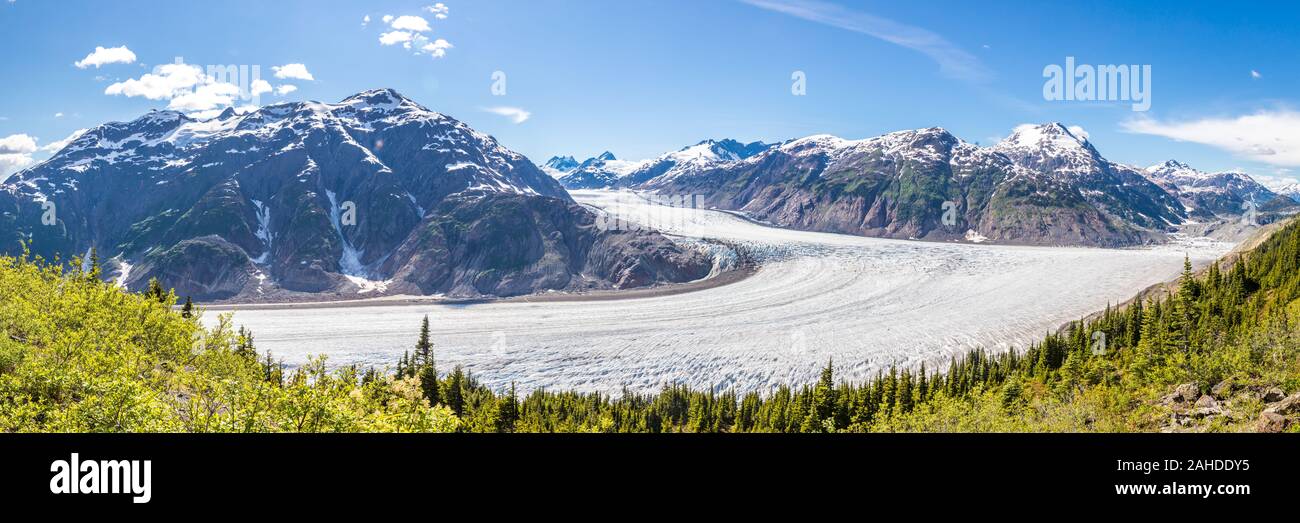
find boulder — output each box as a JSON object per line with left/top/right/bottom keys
{"left": 1192, "top": 395, "right": 1224, "bottom": 417}
{"left": 1174, "top": 383, "right": 1200, "bottom": 403}
{"left": 1257, "top": 411, "right": 1289, "bottom": 433}
{"left": 1263, "top": 387, "right": 1287, "bottom": 403}
{"left": 1263, "top": 392, "right": 1300, "bottom": 416}
{"left": 1210, "top": 379, "right": 1238, "bottom": 399}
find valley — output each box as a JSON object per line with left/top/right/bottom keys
{"left": 213, "top": 189, "right": 1233, "bottom": 395}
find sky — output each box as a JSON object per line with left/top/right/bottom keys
{"left": 4, "top": 0, "right": 1300, "bottom": 187}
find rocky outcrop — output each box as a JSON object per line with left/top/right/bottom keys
{"left": 1160, "top": 380, "right": 1298, "bottom": 432}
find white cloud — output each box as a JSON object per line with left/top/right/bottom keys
{"left": 1066, "top": 125, "right": 1089, "bottom": 140}
{"left": 740, "top": 0, "right": 990, "bottom": 82}
{"left": 374, "top": 9, "right": 452, "bottom": 59}
{"left": 1251, "top": 70, "right": 1263, "bottom": 79}
{"left": 105, "top": 62, "right": 207, "bottom": 100}
{"left": 41, "top": 129, "right": 88, "bottom": 153}
{"left": 0, "top": 154, "right": 34, "bottom": 180}
{"left": 424, "top": 3, "right": 449, "bottom": 20}
{"left": 362, "top": 15, "right": 371, "bottom": 26}
{"left": 390, "top": 15, "right": 431, "bottom": 32}
{"left": 105, "top": 62, "right": 246, "bottom": 113}
{"left": 271, "top": 63, "right": 315, "bottom": 81}
{"left": 422, "top": 39, "right": 453, "bottom": 58}
{"left": 74, "top": 45, "right": 137, "bottom": 69}
{"left": 0, "top": 133, "right": 38, "bottom": 180}
{"left": 54, "top": 112, "right": 64, "bottom": 118}
{"left": 379, "top": 31, "right": 413, "bottom": 46}
{"left": 483, "top": 106, "right": 531, "bottom": 124}
{"left": 0, "top": 134, "right": 37, "bottom": 154}
{"left": 250, "top": 79, "right": 273, "bottom": 97}
{"left": 1122, "top": 110, "right": 1300, "bottom": 167}
{"left": 275, "top": 84, "right": 298, "bottom": 96}
{"left": 167, "top": 81, "right": 242, "bottom": 112}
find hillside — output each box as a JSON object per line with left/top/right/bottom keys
{"left": 0, "top": 251, "right": 458, "bottom": 432}
{"left": 0, "top": 89, "right": 712, "bottom": 302}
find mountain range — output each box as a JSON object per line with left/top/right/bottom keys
{"left": 4, "top": 87, "right": 1292, "bottom": 303}
{"left": 0, "top": 89, "right": 712, "bottom": 301}
{"left": 548, "top": 123, "right": 1294, "bottom": 247}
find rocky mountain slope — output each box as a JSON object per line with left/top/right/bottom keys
{"left": 0, "top": 89, "right": 711, "bottom": 301}
{"left": 603, "top": 124, "right": 1291, "bottom": 247}
{"left": 1142, "top": 160, "right": 1290, "bottom": 219}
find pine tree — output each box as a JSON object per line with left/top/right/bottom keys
{"left": 87, "top": 248, "right": 101, "bottom": 282}
{"left": 498, "top": 383, "right": 519, "bottom": 432}
{"left": 145, "top": 278, "right": 167, "bottom": 303}
{"left": 805, "top": 360, "right": 836, "bottom": 432}
{"left": 419, "top": 356, "right": 440, "bottom": 406}
{"left": 415, "top": 314, "right": 433, "bottom": 367}
{"left": 444, "top": 366, "right": 465, "bottom": 417}
{"left": 1126, "top": 298, "right": 1144, "bottom": 348}
{"left": 235, "top": 326, "right": 257, "bottom": 360}
{"left": 181, "top": 296, "right": 193, "bottom": 319}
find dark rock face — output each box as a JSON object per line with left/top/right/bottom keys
{"left": 0, "top": 89, "right": 710, "bottom": 301}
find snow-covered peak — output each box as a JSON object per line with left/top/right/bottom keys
{"left": 997, "top": 123, "right": 1089, "bottom": 151}
{"left": 1145, "top": 160, "right": 1253, "bottom": 183}
{"left": 1150, "top": 159, "right": 1192, "bottom": 171}
{"left": 1146, "top": 159, "right": 1198, "bottom": 176}
{"left": 9, "top": 88, "right": 557, "bottom": 199}
{"left": 1271, "top": 182, "right": 1300, "bottom": 202}
{"left": 993, "top": 123, "right": 1103, "bottom": 175}
{"left": 541, "top": 155, "right": 579, "bottom": 177}
{"left": 665, "top": 140, "right": 746, "bottom": 164}
{"left": 339, "top": 88, "right": 418, "bottom": 109}
{"left": 777, "top": 134, "right": 862, "bottom": 155}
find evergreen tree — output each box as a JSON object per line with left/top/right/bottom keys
{"left": 444, "top": 367, "right": 465, "bottom": 417}
{"left": 145, "top": 278, "right": 167, "bottom": 303}
{"left": 87, "top": 248, "right": 101, "bottom": 282}
{"left": 181, "top": 296, "right": 194, "bottom": 319}
{"left": 415, "top": 314, "right": 433, "bottom": 367}
{"left": 419, "top": 356, "right": 440, "bottom": 406}
{"left": 498, "top": 383, "right": 519, "bottom": 432}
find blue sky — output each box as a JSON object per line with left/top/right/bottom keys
{"left": 3, "top": 0, "right": 1300, "bottom": 185}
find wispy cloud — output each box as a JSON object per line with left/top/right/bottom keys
{"left": 1122, "top": 110, "right": 1300, "bottom": 167}
{"left": 482, "top": 106, "right": 531, "bottom": 124}
{"left": 740, "top": 0, "right": 990, "bottom": 82}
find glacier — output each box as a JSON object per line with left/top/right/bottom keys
{"left": 212, "top": 189, "right": 1234, "bottom": 395}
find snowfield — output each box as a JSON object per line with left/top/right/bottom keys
{"left": 214, "top": 189, "right": 1233, "bottom": 395}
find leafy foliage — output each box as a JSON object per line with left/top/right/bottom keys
{"left": 0, "top": 251, "right": 457, "bottom": 433}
